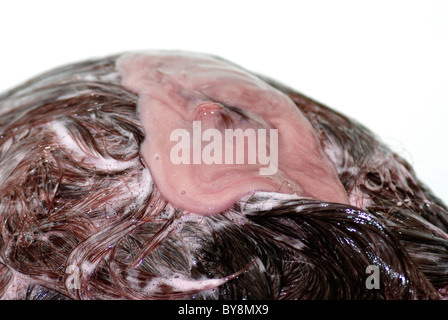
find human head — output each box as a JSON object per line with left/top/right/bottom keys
{"left": 0, "top": 52, "right": 447, "bottom": 299}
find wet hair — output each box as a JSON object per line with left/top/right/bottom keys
{"left": 0, "top": 54, "right": 447, "bottom": 300}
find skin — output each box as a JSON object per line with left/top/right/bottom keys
{"left": 117, "top": 51, "right": 349, "bottom": 214}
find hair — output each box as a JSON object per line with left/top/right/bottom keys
{"left": 0, "top": 54, "right": 447, "bottom": 300}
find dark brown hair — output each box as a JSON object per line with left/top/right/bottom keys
{"left": 0, "top": 54, "right": 447, "bottom": 299}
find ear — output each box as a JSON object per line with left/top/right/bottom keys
{"left": 118, "top": 52, "right": 349, "bottom": 215}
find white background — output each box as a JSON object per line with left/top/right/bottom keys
{"left": 1, "top": 0, "right": 447, "bottom": 204}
